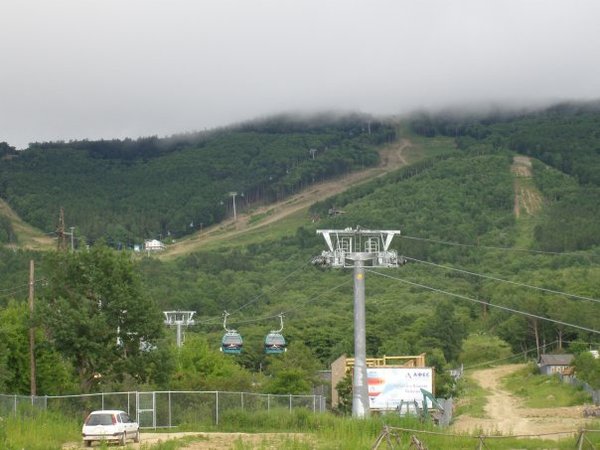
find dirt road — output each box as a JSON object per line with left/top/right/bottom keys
{"left": 451, "top": 364, "right": 592, "bottom": 438}
{"left": 162, "top": 138, "right": 413, "bottom": 258}
{"left": 66, "top": 431, "right": 309, "bottom": 449}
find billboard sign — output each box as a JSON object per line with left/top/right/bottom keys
{"left": 367, "top": 367, "right": 434, "bottom": 410}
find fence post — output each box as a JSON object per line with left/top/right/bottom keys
{"left": 313, "top": 395, "right": 316, "bottom": 413}
{"left": 576, "top": 430, "right": 584, "bottom": 450}
{"left": 267, "top": 394, "right": 270, "bottom": 412}
{"left": 289, "top": 394, "right": 292, "bottom": 412}
{"left": 153, "top": 392, "right": 157, "bottom": 429}
{"left": 168, "top": 391, "right": 172, "bottom": 428}
{"left": 215, "top": 391, "right": 219, "bottom": 426}
{"left": 101, "top": 392, "right": 105, "bottom": 410}
{"left": 241, "top": 392, "right": 244, "bottom": 411}
{"left": 13, "top": 395, "right": 17, "bottom": 415}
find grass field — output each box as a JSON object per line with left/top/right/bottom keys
{"left": 454, "top": 374, "right": 488, "bottom": 418}
{"left": 4, "top": 406, "right": 600, "bottom": 449}
{"left": 502, "top": 364, "right": 590, "bottom": 408}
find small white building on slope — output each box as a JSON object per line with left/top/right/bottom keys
{"left": 144, "top": 239, "right": 165, "bottom": 253}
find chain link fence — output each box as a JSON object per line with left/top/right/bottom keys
{"left": 0, "top": 391, "right": 326, "bottom": 428}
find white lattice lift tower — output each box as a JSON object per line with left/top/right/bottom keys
{"left": 315, "top": 227, "right": 403, "bottom": 418}
{"left": 163, "top": 311, "right": 196, "bottom": 347}
{"left": 229, "top": 192, "right": 238, "bottom": 221}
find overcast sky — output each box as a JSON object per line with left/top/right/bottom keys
{"left": 1, "top": 0, "right": 599, "bottom": 148}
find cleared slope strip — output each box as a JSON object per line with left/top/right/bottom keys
{"left": 161, "top": 138, "right": 414, "bottom": 259}
{"left": 0, "top": 198, "right": 54, "bottom": 251}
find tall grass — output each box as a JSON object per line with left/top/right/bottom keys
{"left": 1, "top": 409, "right": 80, "bottom": 450}
{"left": 454, "top": 373, "right": 488, "bottom": 418}
{"left": 3, "top": 406, "right": 600, "bottom": 449}
{"left": 186, "top": 408, "right": 600, "bottom": 449}
{"left": 502, "top": 364, "right": 591, "bottom": 407}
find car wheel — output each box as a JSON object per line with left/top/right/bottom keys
{"left": 134, "top": 430, "right": 140, "bottom": 443}
{"left": 120, "top": 432, "right": 126, "bottom": 446}
{"left": 85, "top": 440, "right": 92, "bottom": 448}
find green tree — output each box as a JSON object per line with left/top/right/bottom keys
{"left": 334, "top": 372, "right": 353, "bottom": 415}
{"left": 263, "top": 342, "right": 320, "bottom": 394}
{"left": 573, "top": 352, "right": 600, "bottom": 389}
{"left": 39, "top": 246, "right": 164, "bottom": 392}
{"left": 459, "top": 333, "right": 512, "bottom": 366}
{"left": 0, "top": 300, "right": 75, "bottom": 394}
{"left": 170, "top": 334, "right": 253, "bottom": 391}
{"left": 422, "top": 301, "right": 467, "bottom": 363}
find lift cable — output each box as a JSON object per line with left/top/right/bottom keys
{"left": 404, "top": 256, "right": 600, "bottom": 304}
{"left": 225, "top": 255, "right": 316, "bottom": 317}
{"left": 365, "top": 269, "right": 600, "bottom": 336}
{"left": 462, "top": 340, "right": 560, "bottom": 371}
{"left": 216, "top": 278, "right": 351, "bottom": 327}
{"left": 191, "top": 257, "right": 345, "bottom": 327}
{"left": 400, "top": 234, "right": 597, "bottom": 258}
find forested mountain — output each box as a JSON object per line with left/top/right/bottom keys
{"left": 408, "top": 101, "right": 600, "bottom": 251}
{"left": 0, "top": 105, "right": 599, "bottom": 400}
{"left": 0, "top": 113, "right": 394, "bottom": 246}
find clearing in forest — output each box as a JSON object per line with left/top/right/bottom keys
{"left": 0, "top": 197, "right": 54, "bottom": 251}
{"left": 161, "top": 138, "right": 415, "bottom": 258}
{"left": 511, "top": 155, "right": 543, "bottom": 218}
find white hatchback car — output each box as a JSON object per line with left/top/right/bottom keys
{"left": 82, "top": 410, "right": 140, "bottom": 447}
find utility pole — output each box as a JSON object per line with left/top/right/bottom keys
{"left": 56, "top": 207, "right": 67, "bottom": 251}
{"left": 28, "top": 259, "right": 36, "bottom": 396}
{"left": 163, "top": 311, "right": 196, "bottom": 347}
{"left": 56, "top": 208, "right": 75, "bottom": 252}
{"left": 229, "top": 192, "right": 238, "bottom": 221}
{"left": 314, "top": 227, "right": 402, "bottom": 418}
{"left": 69, "top": 226, "right": 75, "bottom": 251}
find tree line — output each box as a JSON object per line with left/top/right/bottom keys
{"left": 0, "top": 114, "right": 395, "bottom": 247}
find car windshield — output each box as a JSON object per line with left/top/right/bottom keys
{"left": 86, "top": 414, "right": 113, "bottom": 426}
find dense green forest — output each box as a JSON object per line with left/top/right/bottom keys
{"left": 0, "top": 106, "right": 599, "bottom": 404}
{"left": 408, "top": 101, "right": 600, "bottom": 251}
{"left": 0, "top": 114, "right": 394, "bottom": 245}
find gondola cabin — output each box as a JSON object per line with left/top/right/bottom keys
{"left": 264, "top": 332, "right": 287, "bottom": 354}
{"left": 221, "top": 331, "right": 243, "bottom": 354}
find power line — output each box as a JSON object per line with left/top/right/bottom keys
{"left": 400, "top": 234, "right": 597, "bottom": 258}
{"left": 365, "top": 269, "right": 600, "bottom": 335}
{"left": 0, "top": 278, "right": 47, "bottom": 299}
{"left": 219, "top": 255, "right": 314, "bottom": 318}
{"left": 404, "top": 256, "right": 600, "bottom": 304}
{"left": 281, "top": 279, "right": 352, "bottom": 317}
{"left": 462, "top": 340, "right": 560, "bottom": 370}
{"left": 196, "top": 278, "right": 352, "bottom": 328}
{"left": 191, "top": 255, "right": 321, "bottom": 326}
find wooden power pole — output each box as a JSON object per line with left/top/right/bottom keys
{"left": 29, "top": 259, "right": 36, "bottom": 396}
